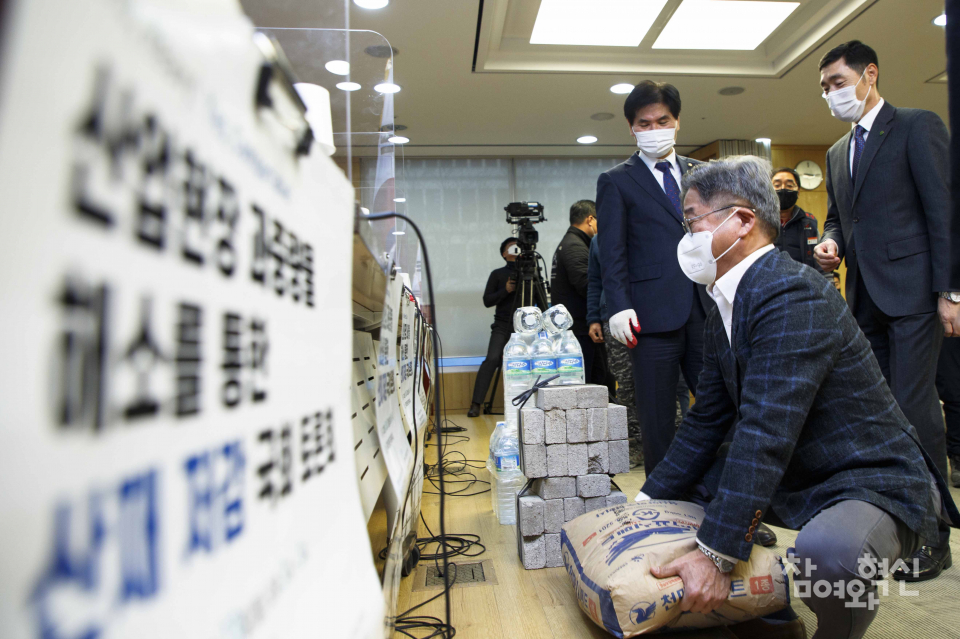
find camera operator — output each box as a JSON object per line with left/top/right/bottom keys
{"left": 467, "top": 237, "right": 522, "bottom": 418}
{"left": 551, "top": 200, "right": 599, "bottom": 382}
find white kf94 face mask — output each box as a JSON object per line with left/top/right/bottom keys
{"left": 676, "top": 208, "right": 742, "bottom": 286}
{"left": 634, "top": 127, "right": 677, "bottom": 159}
{"left": 823, "top": 70, "right": 869, "bottom": 123}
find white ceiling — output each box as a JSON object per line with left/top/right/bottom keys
{"left": 240, "top": 0, "right": 949, "bottom": 157}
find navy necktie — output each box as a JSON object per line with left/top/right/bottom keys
{"left": 851, "top": 125, "right": 867, "bottom": 185}
{"left": 655, "top": 161, "right": 682, "bottom": 216}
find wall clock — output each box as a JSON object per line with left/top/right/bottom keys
{"left": 795, "top": 160, "right": 823, "bottom": 190}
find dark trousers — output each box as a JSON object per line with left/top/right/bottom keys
{"left": 938, "top": 337, "right": 960, "bottom": 459}
{"left": 853, "top": 278, "right": 948, "bottom": 478}
{"left": 574, "top": 332, "right": 597, "bottom": 385}
{"left": 471, "top": 323, "right": 512, "bottom": 405}
{"left": 630, "top": 299, "right": 707, "bottom": 476}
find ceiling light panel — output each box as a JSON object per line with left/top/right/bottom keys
{"left": 653, "top": 0, "right": 799, "bottom": 51}
{"left": 531, "top": 0, "right": 670, "bottom": 47}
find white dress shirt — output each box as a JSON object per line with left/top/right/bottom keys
{"left": 848, "top": 98, "right": 885, "bottom": 176}
{"left": 639, "top": 150, "right": 682, "bottom": 194}
{"left": 635, "top": 243, "right": 777, "bottom": 565}
{"left": 707, "top": 244, "right": 777, "bottom": 346}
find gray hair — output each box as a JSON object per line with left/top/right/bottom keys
{"left": 680, "top": 155, "right": 780, "bottom": 240}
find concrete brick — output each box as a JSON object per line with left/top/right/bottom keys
{"left": 567, "top": 443, "right": 588, "bottom": 476}
{"left": 521, "top": 535, "right": 546, "bottom": 570}
{"left": 522, "top": 444, "right": 547, "bottom": 478}
{"left": 521, "top": 408, "right": 545, "bottom": 445}
{"left": 564, "top": 496, "right": 585, "bottom": 521}
{"left": 546, "top": 444, "right": 568, "bottom": 476}
{"left": 606, "top": 491, "right": 628, "bottom": 508}
{"left": 544, "top": 410, "right": 567, "bottom": 444}
{"left": 586, "top": 408, "right": 608, "bottom": 442}
{"left": 577, "top": 473, "right": 611, "bottom": 498}
{"left": 537, "top": 385, "right": 577, "bottom": 411}
{"left": 607, "top": 404, "right": 629, "bottom": 441}
{"left": 534, "top": 477, "right": 577, "bottom": 500}
{"left": 566, "top": 408, "right": 587, "bottom": 443}
{"left": 584, "top": 496, "right": 607, "bottom": 513}
{"left": 519, "top": 495, "right": 545, "bottom": 536}
{"left": 544, "top": 499, "right": 564, "bottom": 533}
{"left": 587, "top": 441, "right": 609, "bottom": 474}
{"left": 544, "top": 533, "right": 563, "bottom": 568}
{"left": 577, "top": 385, "right": 609, "bottom": 409}
{"left": 607, "top": 439, "right": 630, "bottom": 475}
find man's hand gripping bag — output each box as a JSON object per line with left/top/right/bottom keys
{"left": 561, "top": 500, "right": 789, "bottom": 637}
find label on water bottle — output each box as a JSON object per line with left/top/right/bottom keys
{"left": 531, "top": 358, "right": 557, "bottom": 375}
{"left": 557, "top": 356, "right": 584, "bottom": 372}
{"left": 504, "top": 359, "right": 531, "bottom": 378}
{"left": 496, "top": 454, "right": 519, "bottom": 471}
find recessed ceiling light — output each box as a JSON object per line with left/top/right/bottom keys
{"left": 375, "top": 82, "right": 401, "bottom": 94}
{"left": 336, "top": 81, "right": 361, "bottom": 91}
{"left": 354, "top": 0, "right": 388, "bottom": 9}
{"left": 718, "top": 86, "right": 745, "bottom": 96}
{"left": 324, "top": 60, "right": 350, "bottom": 75}
{"left": 610, "top": 83, "right": 634, "bottom": 94}
{"left": 531, "top": 0, "right": 670, "bottom": 47}
{"left": 756, "top": 138, "right": 771, "bottom": 145}
{"left": 591, "top": 112, "right": 615, "bottom": 121}
{"left": 388, "top": 136, "right": 409, "bottom": 144}
{"left": 654, "top": 0, "right": 799, "bottom": 50}
{"left": 392, "top": 231, "right": 405, "bottom": 235}
{"left": 577, "top": 135, "right": 598, "bottom": 144}
{"left": 394, "top": 197, "right": 406, "bottom": 203}
{"left": 934, "top": 14, "right": 947, "bottom": 27}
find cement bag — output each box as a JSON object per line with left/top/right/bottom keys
{"left": 561, "top": 500, "right": 789, "bottom": 637}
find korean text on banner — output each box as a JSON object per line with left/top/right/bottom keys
{"left": 0, "top": 1, "right": 382, "bottom": 638}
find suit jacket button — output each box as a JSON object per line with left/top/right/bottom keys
{"left": 745, "top": 533, "right": 753, "bottom": 542}
{"left": 749, "top": 525, "right": 756, "bottom": 533}
{"left": 854, "top": 218, "right": 860, "bottom": 222}
{"left": 755, "top": 510, "right": 762, "bottom": 518}
{"left": 751, "top": 518, "right": 759, "bottom": 525}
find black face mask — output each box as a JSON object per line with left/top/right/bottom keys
{"left": 776, "top": 189, "right": 799, "bottom": 211}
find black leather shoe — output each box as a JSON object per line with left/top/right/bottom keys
{"left": 466, "top": 403, "right": 481, "bottom": 418}
{"left": 753, "top": 522, "right": 777, "bottom": 547}
{"left": 893, "top": 544, "right": 952, "bottom": 582}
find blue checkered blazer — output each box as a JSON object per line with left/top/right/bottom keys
{"left": 642, "top": 249, "right": 958, "bottom": 560}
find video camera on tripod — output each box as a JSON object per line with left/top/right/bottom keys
{"left": 504, "top": 201, "right": 550, "bottom": 309}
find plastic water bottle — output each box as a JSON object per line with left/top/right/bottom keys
{"left": 514, "top": 306, "right": 543, "bottom": 335}
{"left": 542, "top": 304, "right": 574, "bottom": 334}
{"left": 493, "top": 426, "right": 525, "bottom": 525}
{"left": 530, "top": 331, "right": 558, "bottom": 381}
{"left": 487, "top": 423, "right": 503, "bottom": 519}
{"left": 556, "top": 331, "right": 585, "bottom": 385}
{"left": 502, "top": 334, "right": 532, "bottom": 430}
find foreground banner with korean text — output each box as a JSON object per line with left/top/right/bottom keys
{"left": 0, "top": 0, "right": 383, "bottom": 637}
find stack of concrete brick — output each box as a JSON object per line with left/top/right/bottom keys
{"left": 516, "top": 384, "right": 630, "bottom": 570}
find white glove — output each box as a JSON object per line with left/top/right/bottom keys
{"left": 609, "top": 309, "right": 640, "bottom": 348}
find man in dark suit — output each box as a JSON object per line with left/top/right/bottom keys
{"left": 814, "top": 40, "right": 960, "bottom": 580}
{"left": 596, "top": 81, "right": 723, "bottom": 484}
{"left": 551, "top": 200, "right": 598, "bottom": 381}
{"left": 640, "top": 156, "right": 958, "bottom": 639}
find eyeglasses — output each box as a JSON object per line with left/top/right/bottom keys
{"left": 681, "top": 204, "right": 754, "bottom": 234}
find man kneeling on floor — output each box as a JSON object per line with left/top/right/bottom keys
{"left": 636, "top": 155, "right": 959, "bottom": 639}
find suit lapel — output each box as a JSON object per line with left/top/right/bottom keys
{"left": 852, "top": 102, "right": 896, "bottom": 205}
{"left": 715, "top": 319, "right": 740, "bottom": 407}
{"left": 831, "top": 131, "right": 855, "bottom": 211}
{"left": 624, "top": 153, "right": 684, "bottom": 224}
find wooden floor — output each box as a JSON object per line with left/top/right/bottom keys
{"left": 395, "top": 410, "right": 960, "bottom": 639}
{"left": 395, "top": 411, "right": 726, "bottom": 639}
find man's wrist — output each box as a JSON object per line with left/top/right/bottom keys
{"left": 697, "top": 541, "right": 736, "bottom": 573}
